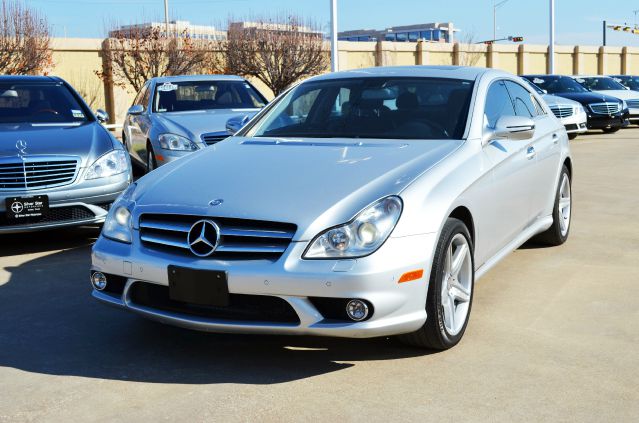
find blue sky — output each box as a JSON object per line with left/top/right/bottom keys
{"left": 27, "top": 0, "right": 639, "bottom": 46}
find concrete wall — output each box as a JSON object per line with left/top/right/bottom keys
{"left": 45, "top": 38, "right": 639, "bottom": 125}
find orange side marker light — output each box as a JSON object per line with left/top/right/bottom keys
{"left": 398, "top": 269, "right": 424, "bottom": 283}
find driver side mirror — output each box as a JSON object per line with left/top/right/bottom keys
{"left": 127, "top": 105, "right": 144, "bottom": 115}
{"left": 484, "top": 115, "right": 535, "bottom": 145}
{"left": 95, "top": 109, "right": 109, "bottom": 124}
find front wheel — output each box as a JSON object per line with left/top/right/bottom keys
{"left": 398, "top": 218, "right": 474, "bottom": 350}
{"left": 146, "top": 147, "right": 158, "bottom": 173}
{"left": 603, "top": 127, "right": 620, "bottom": 134}
{"left": 534, "top": 165, "right": 571, "bottom": 246}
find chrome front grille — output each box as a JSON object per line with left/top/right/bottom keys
{"left": 138, "top": 213, "right": 297, "bottom": 260}
{"left": 201, "top": 132, "right": 230, "bottom": 146}
{"left": 589, "top": 102, "right": 621, "bottom": 115}
{"left": 549, "top": 105, "right": 574, "bottom": 118}
{"left": 0, "top": 157, "right": 79, "bottom": 190}
{"left": 626, "top": 99, "right": 639, "bottom": 108}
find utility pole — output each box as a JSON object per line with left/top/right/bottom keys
{"left": 549, "top": 0, "right": 555, "bottom": 74}
{"left": 493, "top": 1, "right": 510, "bottom": 42}
{"left": 164, "top": 0, "right": 170, "bottom": 36}
{"left": 330, "top": 0, "right": 339, "bottom": 72}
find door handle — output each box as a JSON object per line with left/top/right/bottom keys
{"left": 526, "top": 146, "right": 536, "bottom": 160}
{"left": 552, "top": 133, "right": 559, "bottom": 144}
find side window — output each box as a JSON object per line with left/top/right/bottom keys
{"left": 133, "top": 84, "right": 148, "bottom": 107}
{"left": 505, "top": 81, "right": 539, "bottom": 118}
{"left": 484, "top": 80, "right": 515, "bottom": 128}
{"left": 141, "top": 83, "right": 151, "bottom": 110}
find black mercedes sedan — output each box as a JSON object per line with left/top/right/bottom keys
{"left": 522, "top": 75, "right": 629, "bottom": 133}
{"left": 0, "top": 76, "right": 132, "bottom": 233}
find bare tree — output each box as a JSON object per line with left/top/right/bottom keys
{"left": 457, "top": 33, "right": 484, "bottom": 67}
{"left": 0, "top": 0, "right": 51, "bottom": 75}
{"left": 98, "top": 24, "right": 215, "bottom": 92}
{"left": 219, "top": 16, "right": 328, "bottom": 96}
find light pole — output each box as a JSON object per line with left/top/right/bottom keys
{"left": 330, "top": 0, "right": 339, "bottom": 72}
{"left": 164, "top": 0, "right": 170, "bottom": 36}
{"left": 549, "top": 0, "right": 555, "bottom": 74}
{"left": 493, "top": 0, "right": 510, "bottom": 41}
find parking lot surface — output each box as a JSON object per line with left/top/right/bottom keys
{"left": 0, "top": 130, "right": 637, "bottom": 422}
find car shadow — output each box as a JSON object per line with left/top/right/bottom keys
{"left": 0, "top": 230, "right": 430, "bottom": 385}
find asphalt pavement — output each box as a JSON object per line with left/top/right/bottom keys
{"left": 0, "top": 129, "right": 637, "bottom": 422}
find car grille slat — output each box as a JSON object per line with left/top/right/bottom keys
{"left": 0, "top": 157, "right": 79, "bottom": 190}
{"left": 549, "top": 105, "right": 574, "bottom": 118}
{"left": 589, "top": 102, "right": 621, "bottom": 115}
{"left": 139, "top": 213, "right": 296, "bottom": 260}
{"left": 201, "top": 132, "right": 230, "bottom": 146}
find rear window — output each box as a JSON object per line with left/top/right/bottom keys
{"left": 0, "top": 82, "right": 89, "bottom": 124}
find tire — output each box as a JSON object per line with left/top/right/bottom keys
{"left": 146, "top": 146, "right": 157, "bottom": 173}
{"left": 568, "top": 133, "right": 578, "bottom": 140}
{"left": 398, "top": 218, "right": 474, "bottom": 350}
{"left": 534, "top": 165, "right": 571, "bottom": 246}
{"left": 603, "top": 127, "right": 620, "bottom": 134}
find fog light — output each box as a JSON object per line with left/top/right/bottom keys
{"left": 91, "top": 272, "right": 107, "bottom": 291}
{"left": 346, "top": 299, "right": 369, "bottom": 321}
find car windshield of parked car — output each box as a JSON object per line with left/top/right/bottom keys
{"left": 153, "top": 81, "right": 266, "bottom": 113}
{"left": 576, "top": 77, "right": 626, "bottom": 91}
{"left": 526, "top": 76, "right": 588, "bottom": 94}
{"left": 614, "top": 76, "right": 639, "bottom": 90}
{"left": 0, "top": 82, "right": 89, "bottom": 124}
{"left": 246, "top": 77, "right": 474, "bottom": 140}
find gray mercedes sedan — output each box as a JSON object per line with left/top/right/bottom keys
{"left": 92, "top": 66, "right": 572, "bottom": 350}
{"left": 123, "top": 75, "right": 267, "bottom": 172}
{"left": 0, "top": 76, "right": 131, "bottom": 233}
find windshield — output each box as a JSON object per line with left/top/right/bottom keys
{"left": 575, "top": 77, "right": 626, "bottom": 91}
{"left": 613, "top": 76, "right": 639, "bottom": 90}
{"left": 522, "top": 79, "right": 545, "bottom": 95}
{"left": 153, "top": 80, "right": 266, "bottom": 113}
{"left": 524, "top": 76, "right": 588, "bottom": 94}
{"left": 0, "top": 82, "right": 90, "bottom": 124}
{"left": 246, "top": 77, "right": 474, "bottom": 140}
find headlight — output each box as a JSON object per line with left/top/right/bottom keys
{"left": 158, "top": 133, "right": 197, "bottom": 151}
{"left": 303, "top": 196, "right": 403, "bottom": 259}
{"left": 574, "top": 105, "right": 586, "bottom": 114}
{"left": 85, "top": 150, "right": 129, "bottom": 180}
{"left": 102, "top": 183, "right": 136, "bottom": 243}
{"left": 622, "top": 100, "right": 628, "bottom": 110}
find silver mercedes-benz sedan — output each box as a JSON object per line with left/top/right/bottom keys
{"left": 91, "top": 66, "right": 573, "bottom": 350}
{"left": 1, "top": 76, "right": 131, "bottom": 234}
{"left": 122, "top": 75, "right": 267, "bottom": 172}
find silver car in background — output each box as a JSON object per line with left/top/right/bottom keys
{"left": 91, "top": 66, "right": 572, "bottom": 350}
{"left": 0, "top": 76, "right": 131, "bottom": 234}
{"left": 122, "top": 75, "right": 267, "bottom": 172}
{"left": 523, "top": 78, "right": 587, "bottom": 139}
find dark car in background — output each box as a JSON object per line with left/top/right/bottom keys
{"left": 122, "top": 75, "right": 267, "bottom": 172}
{"left": 0, "top": 76, "right": 131, "bottom": 233}
{"left": 522, "top": 75, "right": 629, "bottom": 133}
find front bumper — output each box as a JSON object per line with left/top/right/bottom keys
{"left": 0, "top": 173, "right": 130, "bottom": 233}
{"left": 91, "top": 232, "right": 436, "bottom": 338}
{"left": 559, "top": 111, "right": 588, "bottom": 134}
{"left": 585, "top": 112, "right": 627, "bottom": 129}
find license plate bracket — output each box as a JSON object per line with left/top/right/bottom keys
{"left": 5, "top": 195, "right": 49, "bottom": 221}
{"left": 167, "top": 266, "right": 229, "bottom": 307}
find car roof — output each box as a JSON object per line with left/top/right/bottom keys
{"left": 151, "top": 75, "right": 246, "bottom": 84}
{"left": 0, "top": 75, "right": 62, "bottom": 84}
{"left": 305, "top": 66, "right": 506, "bottom": 82}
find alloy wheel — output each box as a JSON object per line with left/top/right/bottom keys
{"left": 558, "top": 173, "right": 571, "bottom": 236}
{"left": 440, "top": 233, "right": 473, "bottom": 336}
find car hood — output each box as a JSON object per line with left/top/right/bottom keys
{"left": 0, "top": 122, "right": 114, "bottom": 167}
{"left": 154, "top": 109, "right": 260, "bottom": 140}
{"left": 542, "top": 94, "right": 580, "bottom": 107}
{"left": 591, "top": 89, "right": 639, "bottom": 101}
{"left": 132, "top": 137, "right": 462, "bottom": 240}
{"left": 550, "top": 91, "right": 624, "bottom": 105}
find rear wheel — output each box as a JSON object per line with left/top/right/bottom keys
{"left": 603, "top": 127, "right": 620, "bottom": 134}
{"left": 398, "top": 218, "right": 474, "bottom": 350}
{"left": 534, "top": 165, "right": 571, "bottom": 246}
